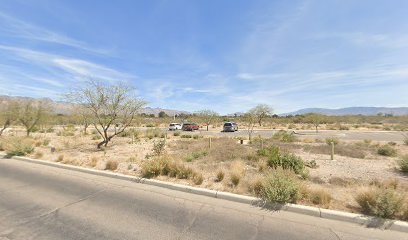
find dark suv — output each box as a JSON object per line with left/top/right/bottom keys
{"left": 182, "top": 123, "right": 199, "bottom": 131}
{"left": 223, "top": 122, "right": 238, "bottom": 132}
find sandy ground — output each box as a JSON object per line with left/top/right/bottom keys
{"left": 1, "top": 127, "right": 407, "bottom": 217}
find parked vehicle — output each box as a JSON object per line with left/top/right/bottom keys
{"left": 168, "top": 123, "right": 182, "bottom": 131}
{"left": 182, "top": 123, "right": 199, "bottom": 131}
{"left": 223, "top": 122, "right": 238, "bottom": 132}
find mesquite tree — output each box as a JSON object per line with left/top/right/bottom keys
{"left": 0, "top": 100, "right": 19, "bottom": 136}
{"left": 17, "top": 100, "right": 48, "bottom": 136}
{"left": 67, "top": 80, "right": 145, "bottom": 148}
{"left": 250, "top": 104, "right": 273, "bottom": 126}
{"left": 196, "top": 110, "right": 218, "bottom": 131}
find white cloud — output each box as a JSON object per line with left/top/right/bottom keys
{"left": 0, "top": 12, "right": 112, "bottom": 55}
{"left": 312, "top": 32, "right": 408, "bottom": 49}
{"left": 0, "top": 45, "right": 134, "bottom": 84}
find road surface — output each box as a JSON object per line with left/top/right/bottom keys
{"left": 160, "top": 128, "right": 406, "bottom": 142}
{"left": 0, "top": 158, "right": 406, "bottom": 240}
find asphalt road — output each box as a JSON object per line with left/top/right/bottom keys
{"left": 164, "top": 129, "right": 406, "bottom": 142}
{"left": 1, "top": 159, "right": 406, "bottom": 240}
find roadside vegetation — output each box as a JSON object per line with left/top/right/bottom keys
{"left": 1, "top": 95, "right": 408, "bottom": 221}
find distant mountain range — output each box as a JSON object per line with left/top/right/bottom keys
{"left": 281, "top": 107, "right": 408, "bottom": 116}
{"left": 0, "top": 95, "right": 189, "bottom": 117}
{"left": 2, "top": 95, "right": 408, "bottom": 117}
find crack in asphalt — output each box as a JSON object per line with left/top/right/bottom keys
{"left": 329, "top": 228, "right": 342, "bottom": 240}
{"left": 0, "top": 188, "right": 108, "bottom": 238}
{"left": 250, "top": 215, "right": 265, "bottom": 240}
{"left": 177, "top": 203, "right": 205, "bottom": 240}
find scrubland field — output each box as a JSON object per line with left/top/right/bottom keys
{"left": 1, "top": 120, "right": 408, "bottom": 221}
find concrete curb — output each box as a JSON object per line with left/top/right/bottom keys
{"left": 2, "top": 154, "right": 407, "bottom": 233}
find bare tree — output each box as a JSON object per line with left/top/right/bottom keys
{"left": 17, "top": 100, "right": 48, "bottom": 136}
{"left": 0, "top": 100, "right": 19, "bottom": 136}
{"left": 196, "top": 110, "right": 218, "bottom": 131}
{"left": 67, "top": 80, "right": 145, "bottom": 148}
{"left": 244, "top": 111, "right": 257, "bottom": 141}
{"left": 304, "top": 113, "right": 325, "bottom": 133}
{"left": 250, "top": 104, "right": 273, "bottom": 126}
{"left": 76, "top": 106, "right": 93, "bottom": 135}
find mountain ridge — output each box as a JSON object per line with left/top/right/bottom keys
{"left": 281, "top": 107, "right": 408, "bottom": 116}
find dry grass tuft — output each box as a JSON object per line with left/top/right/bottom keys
{"left": 89, "top": 156, "right": 98, "bottom": 167}
{"left": 307, "top": 188, "right": 332, "bottom": 207}
{"left": 215, "top": 170, "right": 225, "bottom": 182}
{"left": 105, "top": 160, "right": 118, "bottom": 171}
{"left": 34, "top": 151, "right": 43, "bottom": 159}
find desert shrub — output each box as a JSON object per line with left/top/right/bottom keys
{"left": 92, "top": 135, "right": 102, "bottom": 140}
{"left": 180, "top": 134, "right": 192, "bottom": 138}
{"left": 43, "top": 139, "right": 50, "bottom": 146}
{"left": 339, "top": 125, "right": 349, "bottom": 130}
{"left": 377, "top": 145, "right": 397, "bottom": 157}
{"left": 173, "top": 131, "right": 181, "bottom": 136}
{"left": 258, "top": 171, "right": 300, "bottom": 204}
{"left": 141, "top": 157, "right": 194, "bottom": 179}
{"left": 229, "top": 161, "right": 245, "bottom": 187}
{"left": 146, "top": 123, "right": 155, "bottom": 127}
{"left": 141, "top": 157, "right": 169, "bottom": 178}
{"left": 215, "top": 170, "right": 225, "bottom": 182}
{"left": 5, "top": 138, "right": 34, "bottom": 157}
{"left": 186, "top": 151, "right": 208, "bottom": 162}
{"left": 299, "top": 168, "right": 309, "bottom": 180}
{"left": 34, "top": 151, "right": 43, "bottom": 159}
{"left": 305, "top": 160, "right": 318, "bottom": 169}
{"left": 325, "top": 138, "right": 339, "bottom": 145}
{"left": 308, "top": 189, "right": 332, "bottom": 206}
{"left": 329, "top": 177, "right": 353, "bottom": 187}
{"left": 166, "top": 161, "right": 193, "bottom": 179}
{"left": 355, "top": 187, "right": 403, "bottom": 218}
{"left": 398, "top": 155, "right": 408, "bottom": 173}
{"left": 46, "top": 127, "right": 54, "bottom": 133}
{"left": 249, "top": 177, "right": 264, "bottom": 196}
{"left": 230, "top": 173, "right": 241, "bottom": 187}
{"left": 89, "top": 157, "right": 98, "bottom": 167}
{"left": 272, "top": 130, "right": 297, "bottom": 142}
{"left": 388, "top": 141, "right": 397, "bottom": 146}
{"left": 56, "top": 154, "right": 64, "bottom": 162}
{"left": 192, "top": 173, "right": 204, "bottom": 185}
{"left": 404, "top": 139, "right": 408, "bottom": 146}
{"left": 57, "top": 130, "right": 75, "bottom": 137}
{"left": 152, "top": 140, "right": 166, "bottom": 156}
{"left": 105, "top": 160, "right": 118, "bottom": 171}
{"left": 258, "top": 146, "right": 304, "bottom": 174}
{"left": 34, "top": 141, "right": 42, "bottom": 147}
{"left": 310, "top": 176, "right": 325, "bottom": 184}
{"left": 401, "top": 202, "right": 408, "bottom": 221}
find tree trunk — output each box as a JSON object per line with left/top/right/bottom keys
{"left": 83, "top": 124, "right": 89, "bottom": 135}
{"left": 315, "top": 125, "right": 318, "bottom": 133}
{"left": 97, "top": 139, "right": 107, "bottom": 149}
{"left": 0, "top": 126, "right": 6, "bottom": 136}
{"left": 26, "top": 129, "right": 30, "bottom": 136}
{"left": 206, "top": 125, "right": 209, "bottom": 131}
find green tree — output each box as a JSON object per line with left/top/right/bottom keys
{"left": 158, "top": 111, "right": 168, "bottom": 118}
{"left": 196, "top": 110, "right": 218, "bottom": 131}
{"left": 17, "top": 100, "right": 49, "bottom": 136}
{"left": 249, "top": 104, "right": 273, "bottom": 126}
{"left": 67, "top": 80, "right": 145, "bottom": 148}
{"left": 0, "top": 100, "right": 19, "bottom": 136}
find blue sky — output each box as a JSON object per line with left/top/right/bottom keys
{"left": 0, "top": 0, "right": 407, "bottom": 114}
